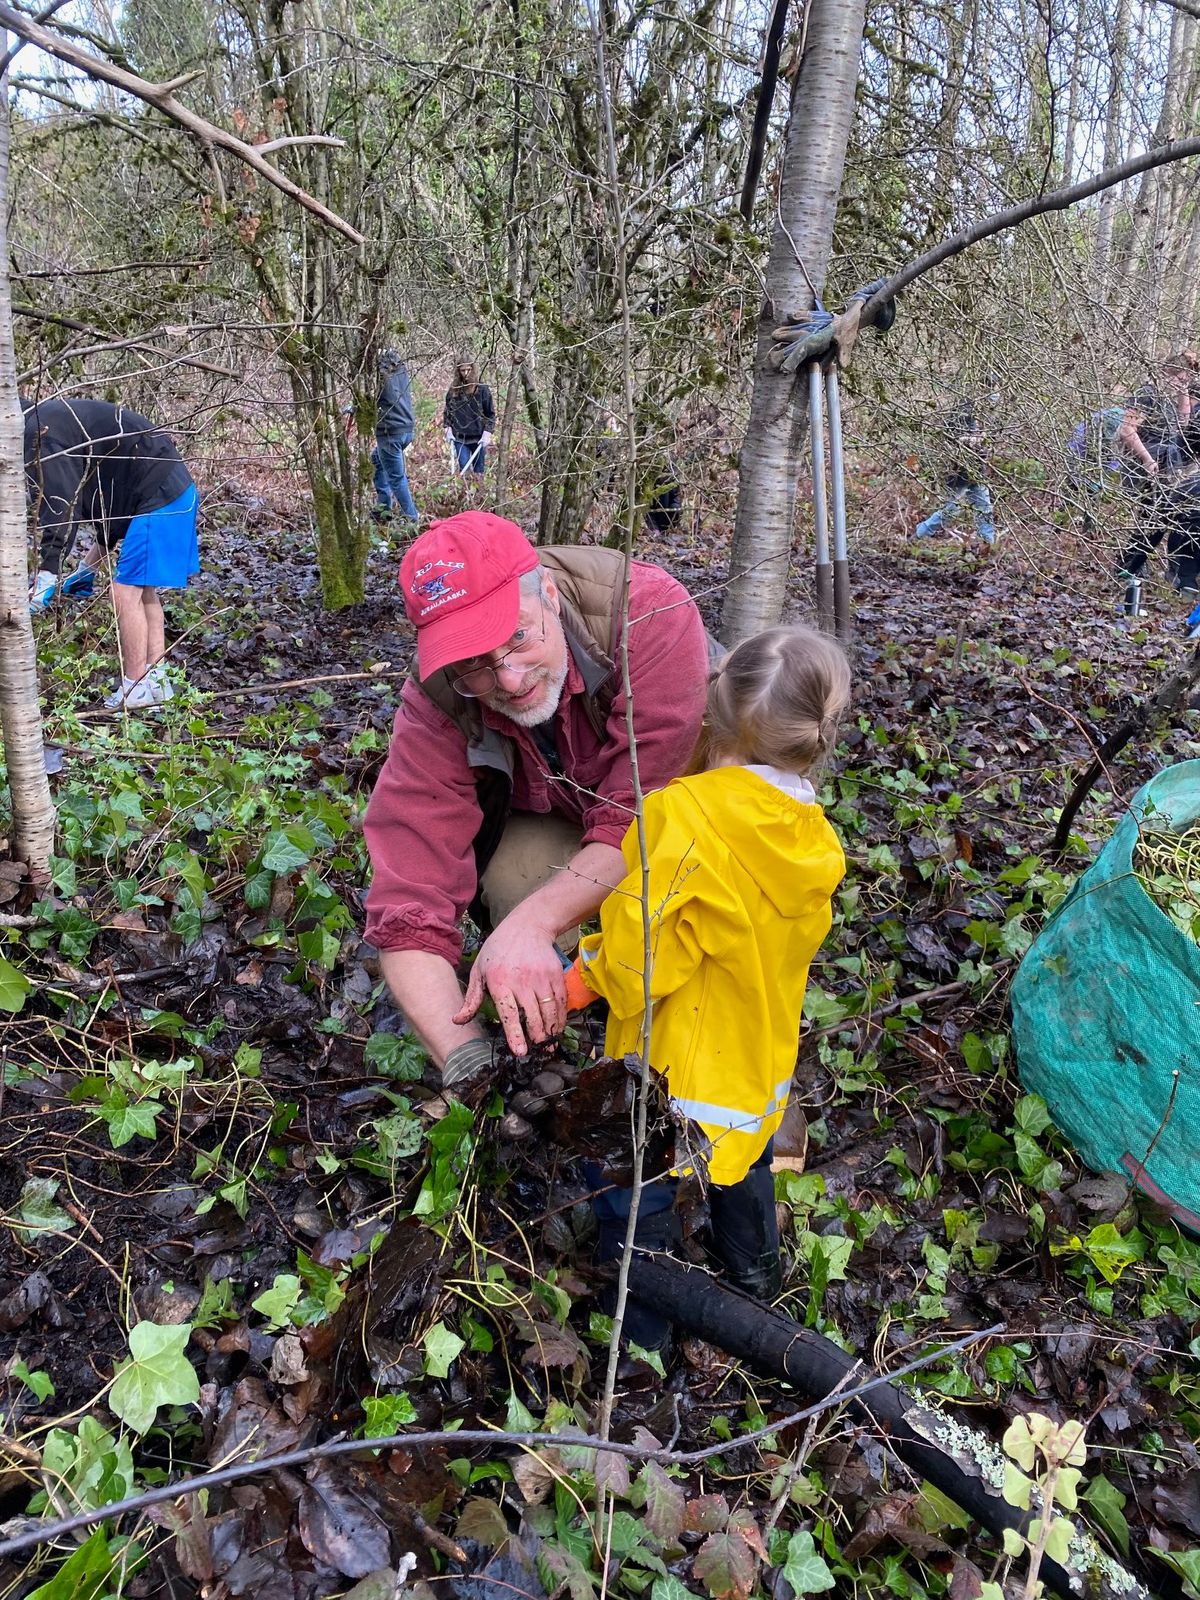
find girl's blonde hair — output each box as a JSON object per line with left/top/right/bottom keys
{"left": 692, "top": 624, "right": 851, "bottom": 775}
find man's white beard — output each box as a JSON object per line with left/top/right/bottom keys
{"left": 484, "top": 653, "right": 570, "bottom": 728}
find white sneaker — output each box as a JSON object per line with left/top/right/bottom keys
{"left": 148, "top": 664, "right": 176, "bottom": 702}
{"left": 104, "top": 673, "right": 171, "bottom": 711}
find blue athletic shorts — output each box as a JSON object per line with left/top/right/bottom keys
{"left": 113, "top": 483, "right": 200, "bottom": 588}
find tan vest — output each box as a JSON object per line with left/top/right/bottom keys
{"left": 416, "top": 545, "right": 631, "bottom": 779}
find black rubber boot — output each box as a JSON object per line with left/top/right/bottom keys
{"left": 708, "top": 1150, "right": 782, "bottom": 1301}
{"left": 594, "top": 1197, "right": 681, "bottom": 1354}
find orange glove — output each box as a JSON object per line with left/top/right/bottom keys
{"left": 564, "top": 957, "right": 601, "bottom": 1012}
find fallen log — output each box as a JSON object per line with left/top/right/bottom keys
{"left": 626, "top": 1254, "right": 1163, "bottom": 1600}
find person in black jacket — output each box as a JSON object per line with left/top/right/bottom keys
{"left": 23, "top": 397, "right": 199, "bottom": 709}
{"left": 372, "top": 351, "right": 418, "bottom": 523}
{"left": 442, "top": 359, "right": 495, "bottom": 476}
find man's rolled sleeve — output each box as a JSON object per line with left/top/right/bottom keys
{"left": 363, "top": 684, "right": 483, "bottom": 962}
{"left": 580, "top": 565, "right": 710, "bottom": 846}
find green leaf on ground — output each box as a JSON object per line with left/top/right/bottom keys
{"left": 781, "top": 1530, "right": 835, "bottom": 1595}
{"left": 0, "top": 955, "right": 31, "bottom": 1013}
{"left": 364, "top": 1030, "right": 427, "bottom": 1081}
{"left": 109, "top": 1321, "right": 200, "bottom": 1434}
{"left": 25, "top": 1527, "right": 116, "bottom": 1600}
{"left": 423, "top": 1320, "right": 465, "bottom": 1378}
{"left": 12, "top": 1359, "right": 54, "bottom": 1401}
{"left": 1083, "top": 1474, "right": 1130, "bottom": 1557}
{"left": 693, "top": 1530, "right": 757, "bottom": 1599}
{"left": 360, "top": 1392, "right": 417, "bottom": 1438}
{"left": 253, "top": 1274, "right": 302, "bottom": 1329}
{"left": 97, "top": 1088, "right": 162, "bottom": 1147}
{"left": 13, "top": 1178, "right": 75, "bottom": 1244}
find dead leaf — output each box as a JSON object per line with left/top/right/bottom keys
{"left": 454, "top": 1496, "right": 510, "bottom": 1547}
{"left": 148, "top": 1497, "right": 214, "bottom": 1582}
{"left": 269, "top": 1332, "right": 310, "bottom": 1386}
{"left": 519, "top": 1317, "right": 588, "bottom": 1378}
{"left": 948, "top": 1556, "right": 985, "bottom": 1600}
{"left": 234, "top": 959, "right": 264, "bottom": 987}
{"left": 594, "top": 1448, "right": 631, "bottom": 1499}
{"left": 209, "top": 1377, "right": 310, "bottom": 1465}
{"left": 511, "top": 1451, "right": 555, "bottom": 1505}
{"left": 298, "top": 1463, "right": 391, "bottom": 1578}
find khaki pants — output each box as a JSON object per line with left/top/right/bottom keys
{"left": 479, "top": 812, "right": 584, "bottom": 949}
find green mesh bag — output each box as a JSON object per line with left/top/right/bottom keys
{"left": 1011, "top": 760, "right": 1200, "bottom": 1230}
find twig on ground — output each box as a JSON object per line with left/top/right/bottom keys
{"left": 0, "top": 1323, "right": 997, "bottom": 1560}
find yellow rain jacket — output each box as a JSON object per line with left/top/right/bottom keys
{"left": 578, "top": 765, "right": 845, "bottom": 1186}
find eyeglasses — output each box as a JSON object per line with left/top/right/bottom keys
{"left": 451, "top": 598, "right": 547, "bottom": 698}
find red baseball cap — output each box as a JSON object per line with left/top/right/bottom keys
{"left": 399, "top": 512, "right": 541, "bottom": 680}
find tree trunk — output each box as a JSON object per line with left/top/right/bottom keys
{"left": 722, "top": 0, "right": 865, "bottom": 646}
{"left": 0, "top": 51, "right": 55, "bottom": 872}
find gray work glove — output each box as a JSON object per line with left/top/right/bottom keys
{"left": 441, "top": 1039, "right": 495, "bottom": 1092}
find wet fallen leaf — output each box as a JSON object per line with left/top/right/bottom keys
{"left": 298, "top": 1462, "right": 391, "bottom": 1577}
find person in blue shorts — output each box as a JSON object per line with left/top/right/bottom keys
{"left": 23, "top": 397, "right": 199, "bottom": 709}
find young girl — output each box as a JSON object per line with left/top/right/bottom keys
{"left": 565, "top": 625, "right": 849, "bottom": 1349}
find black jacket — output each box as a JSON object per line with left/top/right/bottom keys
{"left": 23, "top": 398, "right": 192, "bottom": 574}
{"left": 442, "top": 384, "right": 495, "bottom": 443}
{"left": 377, "top": 366, "right": 415, "bottom": 439}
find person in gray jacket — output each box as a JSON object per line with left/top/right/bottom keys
{"left": 372, "top": 351, "right": 418, "bottom": 524}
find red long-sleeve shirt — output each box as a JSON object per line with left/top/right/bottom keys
{"left": 363, "top": 560, "right": 710, "bottom": 962}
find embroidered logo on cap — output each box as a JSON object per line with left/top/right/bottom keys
{"left": 409, "top": 558, "right": 467, "bottom": 617}
{"left": 416, "top": 575, "right": 453, "bottom": 600}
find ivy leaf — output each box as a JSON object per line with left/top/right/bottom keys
{"left": 1151, "top": 1549, "right": 1200, "bottom": 1599}
{"left": 261, "top": 827, "right": 313, "bottom": 874}
{"left": 693, "top": 1530, "right": 757, "bottom": 1600}
{"left": 1082, "top": 1223, "right": 1146, "bottom": 1285}
{"left": 244, "top": 868, "right": 274, "bottom": 909}
{"left": 423, "top": 1320, "right": 465, "bottom": 1378}
{"left": 253, "top": 1274, "right": 302, "bottom": 1330}
{"left": 780, "top": 1529, "right": 835, "bottom": 1596}
{"left": 360, "top": 1392, "right": 417, "bottom": 1438}
{"left": 13, "top": 1177, "right": 75, "bottom": 1245}
{"left": 651, "top": 1579, "right": 694, "bottom": 1600}
{"left": 638, "top": 1461, "right": 686, "bottom": 1546}
{"left": 109, "top": 1321, "right": 200, "bottom": 1435}
{"left": 0, "top": 954, "right": 30, "bottom": 1013}
{"left": 1001, "top": 1415, "right": 1037, "bottom": 1472}
{"left": 97, "top": 1091, "right": 161, "bottom": 1148}
{"left": 1002, "top": 1463, "right": 1033, "bottom": 1510}
{"left": 11, "top": 1359, "right": 54, "bottom": 1402}
{"left": 505, "top": 1390, "right": 539, "bottom": 1432}
{"left": 1042, "top": 1516, "right": 1074, "bottom": 1565}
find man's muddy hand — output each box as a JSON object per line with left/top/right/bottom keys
{"left": 453, "top": 913, "right": 567, "bottom": 1055}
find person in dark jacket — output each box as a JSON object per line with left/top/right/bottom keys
{"left": 24, "top": 397, "right": 199, "bottom": 709}
{"left": 372, "top": 350, "right": 418, "bottom": 523}
{"left": 442, "top": 359, "right": 495, "bottom": 476}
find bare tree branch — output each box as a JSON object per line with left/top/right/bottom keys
{"left": 861, "top": 134, "right": 1200, "bottom": 325}
{"left": 14, "top": 304, "right": 241, "bottom": 379}
{"left": 1150, "top": 0, "right": 1200, "bottom": 21}
{"left": 253, "top": 134, "right": 346, "bottom": 154}
{"left": 0, "top": 1, "right": 365, "bottom": 245}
